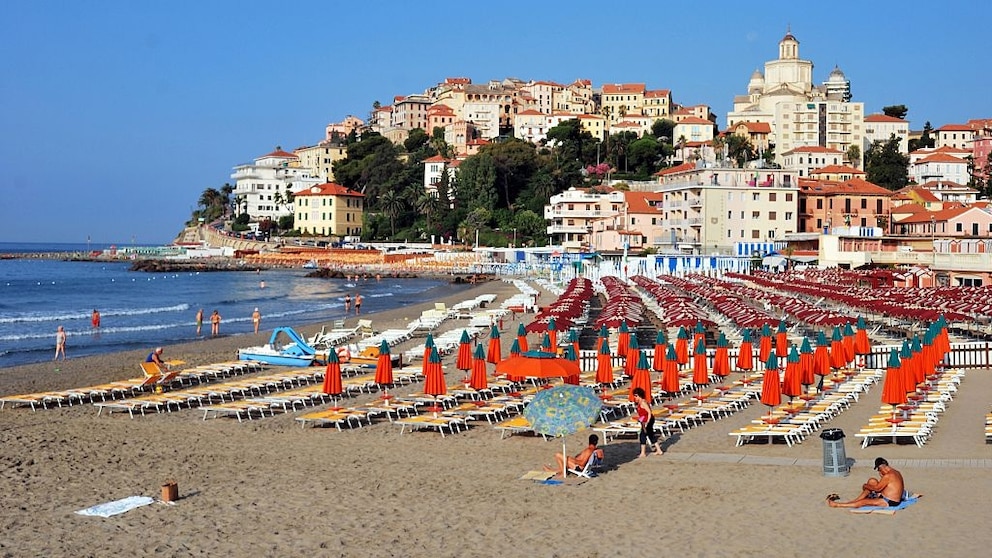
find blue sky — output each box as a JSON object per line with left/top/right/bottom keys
{"left": 2, "top": 1, "right": 988, "bottom": 244}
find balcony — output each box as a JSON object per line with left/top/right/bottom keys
{"left": 544, "top": 208, "right": 607, "bottom": 219}
{"left": 547, "top": 224, "right": 590, "bottom": 234}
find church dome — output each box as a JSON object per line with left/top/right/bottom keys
{"left": 827, "top": 65, "right": 847, "bottom": 82}
{"left": 747, "top": 69, "right": 765, "bottom": 94}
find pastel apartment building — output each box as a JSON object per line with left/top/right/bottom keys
{"left": 293, "top": 182, "right": 365, "bottom": 237}
{"left": 231, "top": 149, "right": 321, "bottom": 221}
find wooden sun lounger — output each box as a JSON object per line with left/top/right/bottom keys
{"left": 296, "top": 408, "right": 370, "bottom": 430}
{"left": 94, "top": 398, "right": 165, "bottom": 418}
{"left": 494, "top": 416, "right": 541, "bottom": 439}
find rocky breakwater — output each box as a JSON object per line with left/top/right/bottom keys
{"left": 130, "top": 259, "right": 257, "bottom": 272}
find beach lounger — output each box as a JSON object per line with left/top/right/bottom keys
{"left": 395, "top": 415, "right": 467, "bottom": 437}
{"left": 494, "top": 416, "right": 540, "bottom": 439}
{"left": 200, "top": 401, "right": 273, "bottom": 422}
{"left": 296, "top": 408, "right": 369, "bottom": 430}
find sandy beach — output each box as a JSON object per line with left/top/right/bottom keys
{"left": 2, "top": 279, "right": 992, "bottom": 557}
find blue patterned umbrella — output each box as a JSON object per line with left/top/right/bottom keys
{"left": 524, "top": 384, "right": 603, "bottom": 478}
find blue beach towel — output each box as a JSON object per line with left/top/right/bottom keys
{"left": 849, "top": 493, "right": 921, "bottom": 514}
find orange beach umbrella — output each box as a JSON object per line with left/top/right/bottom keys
{"left": 486, "top": 324, "right": 501, "bottom": 364}
{"left": 456, "top": 330, "right": 472, "bottom": 371}
{"left": 469, "top": 344, "right": 488, "bottom": 391}
{"left": 595, "top": 339, "right": 614, "bottom": 385}
{"left": 374, "top": 340, "right": 393, "bottom": 387}
{"left": 628, "top": 351, "right": 653, "bottom": 404}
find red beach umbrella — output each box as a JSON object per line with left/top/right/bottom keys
{"left": 829, "top": 327, "right": 846, "bottom": 371}
{"left": 675, "top": 326, "right": 689, "bottom": 365}
{"left": 456, "top": 330, "right": 472, "bottom": 371}
{"left": 880, "top": 348, "right": 906, "bottom": 419}
{"left": 595, "top": 339, "right": 614, "bottom": 385}
{"left": 322, "top": 347, "right": 343, "bottom": 402}
{"left": 799, "top": 337, "right": 816, "bottom": 388}
{"left": 624, "top": 336, "right": 641, "bottom": 377}
{"left": 782, "top": 345, "right": 803, "bottom": 401}
{"left": 842, "top": 323, "right": 856, "bottom": 365}
{"left": 628, "top": 351, "right": 653, "bottom": 404}
{"left": 617, "top": 321, "right": 630, "bottom": 358}
{"left": 486, "top": 324, "right": 501, "bottom": 364}
{"left": 562, "top": 345, "right": 580, "bottom": 385}
{"left": 516, "top": 323, "right": 529, "bottom": 353}
{"left": 854, "top": 316, "right": 871, "bottom": 355}
{"left": 653, "top": 330, "right": 667, "bottom": 372}
{"left": 692, "top": 338, "right": 709, "bottom": 387}
{"left": 736, "top": 328, "right": 754, "bottom": 372}
{"left": 503, "top": 339, "right": 524, "bottom": 383}
{"left": 759, "top": 323, "right": 773, "bottom": 363}
{"left": 775, "top": 320, "right": 788, "bottom": 358}
{"left": 374, "top": 339, "right": 394, "bottom": 387}
{"left": 469, "top": 344, "right": 488, "bottom": 391}
{"left": 423, "top": 345, "right": 446, "bottom": 397}
{"left": 712, "top": 333, "right": 731, "bottom": 379}
{"left": 760, "top": 352, "right": 782, "bottom": 417}
{"left": 494, "top": 350, "right": 580, "bottom": 379}
{"left": 661, "top": 344, "right": 680, "bottom": 394}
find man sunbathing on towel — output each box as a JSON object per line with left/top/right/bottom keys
{"left": 827, "top": 457, "right": 905, "bottom": 508}
{"left": 543, "top": 434, "right": 604, "bottom": 478}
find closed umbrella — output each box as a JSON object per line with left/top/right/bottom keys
{"left": 423, "top": 332, "right": 435, "bottom": 363}
{"left": 524, "top": 384, "right": 602, "bottom": 480}
{"left": 880, "top": 348, "right": 906, "bottom": 421}
{"left": 675, "top": 326, "right": 689, "bottom": 365}
{"left": 628, "top": 351, "right": 653, "bottom": 404}
{"left": 652, "top": 330, "right": 667, "bottom": 372}
{"left": 456, "top": 330, "right": 472, "bottom": 372}
{"left": 775, "top": 319, "right": 789, "bottom": 358}
{"left": 504, "top": 339, "right": 524, "bottom": 383}
{"left": 617, "top": 321, "right": 630, "bottom": 358}
{"left": 842, "top": 322, "right": 856, "bottom": 365}
{"left": 568, "top": 329, "right": 580, "bottom": 359}
{"left": 516, "top": 323, "right": 529, "bottom": 353}
{"left": 782, "top": 345, "right": 802, "bottom": 401}
{"left": 736, "top": 328, "right": 754, "bottom": 373}
{"left": 661, "top": 344, "right": 680, "bottom": 395}
{"left": 712, "top": 332, "right": 731, "bottom": 380}
{"left": 900, "top": 340, "right": 916, "bottom": 393}
{"left": 624, "top": 335, "right": 641, "bottom": 377}
{"left": 799, "top": 337, "right": 816, "bottom": 390}
{"left": 547, "top": 317, "right": 558, "bottom": 352}
{"left": 562, "top": 345, "right": 581, "bottom": 385}
{"left": 854, "top": 316, "right": 871, "bottom": 368}
{"left": 910, "top": 337, "right": 925, "bottom": 387}
{"left": 692, "top": 338, "right": 709, "bottom": 388}
{"left": 759, "top": 322, "right": 773, "bottom": 363}
{"left": 693, "top": 320, "right": 706, "bottom": 348}
{"left": 595, "top": 339, "right": 614, "bottom": 386}
{"left": 759, "top": 352, "right": 782, "bottom": 419}
{"left": 322, "top": 346, "right": 344, "bottom": 407}
{"left": 829, "top": 326, "right": 846, "bottom": 371}
{"left": 469, "top": 344, "right": 488, "bottom": 391}
{"left": 374, "top": 339, "right": 393, "bottom": 387}
{"left": 812, "top": 331, "right": 831, "bottom": 389}
{"left": 423, "top": 345, "right": 446, "bottom": 414}
{"left": 487, "top": 324, "right": 501, "bottom": 364}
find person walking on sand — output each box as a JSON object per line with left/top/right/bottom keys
{"left": 354, "top": 293, "right": 362, "bottom": 315}
{"left": 252, "top": 307, "right": 261, "bottom": 334}
{"left": 633, "top": 387, "right": 663, "bottom": 458}
{"left": 210, "top": 310, "right": 222, "bottom": 336}
{"left": 195, "top": 309, "right": 204, "bottom": 336}
{"left": 91, "top": 309, "right": 101, "bottom": 329}
{"left": 344, "top": 294, "right": 351, "bottom": 314}
{"left": 54, "top": 325, "right": 67, "bottom": 360}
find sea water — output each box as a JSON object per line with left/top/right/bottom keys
{"left": 0, "top": 243, "right": 453, "bottom": 368}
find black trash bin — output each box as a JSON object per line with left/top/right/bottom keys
{"left": 819, "top": 428, "right": 849, "bottom": 477}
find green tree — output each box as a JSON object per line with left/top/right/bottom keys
{"left": 512, "top": 209, "right": 547, "bottom": 246}
{"left": 485, "top": 139, "right": 539, "bottom": 209}
{"left": 331, "top": 133, "right": 404, "bottom": 199}
{"left": 726, "top": 134, "right": 754, "bottom": 167}
{"left": 909, "top": 121, "right": 936, "bottom": 152}
{"left": 404, "top": 128, "right": 429, "bottom": 152}
{"left": 882, "top": 105, "right": 909, "bottom": 119}
{"left": 865, "top": 135, "right": 910, "bottom": 190}
{"left": 846, "top": 145, "right": 862, "bottom": 169}
{"left": 379, "top": 190, "right": 404, "bottom": 237}
{"left": 627, "top": 136, "right": 663, "bottom": 178}
{"left": 416, "top": 193, "right": 441, "bottom": 237}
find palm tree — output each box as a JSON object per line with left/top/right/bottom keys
{"left": 416, "top": 193, "right": 440, "bottom": 235}
{"left": 379, "top": 190, "right": 404, "bottom": 237}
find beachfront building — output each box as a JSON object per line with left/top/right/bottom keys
{"left": 726, "top": 30, "right": 865, "bottom": 167}
{"left": 586, "top": 191, "right": 666, "bottom": 254}
{"left": 294, "top": 142, "right": 348, "bottom": 183}
{"left": 231, "top": 149, "right": 321, "bottom": 222}
{"left": 545, "top": 187, "right": 626, "bottom": 251}
{"left": 422, "top": 155, "right": 459, "bottom": 200}
{"left": 293, "top": 183, "right": 364, "bottom": 238}
{"left": 654, "top": 165, "right": 799, "bottom": 254}
{"left": 600, "top": 83, "right": 645, "bottom": 125}
{"left": 934, "top": 123, "right": 975, "bottom": 150}
{"left": 324, "top": 115, "right": 365, "bottom": 142}
{"left": 796, "top": 177, "right": 893, "bottom": 233}
{"left": 863, "top": 114, "right": 910, "bottom": 154}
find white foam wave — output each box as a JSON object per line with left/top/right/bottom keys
{"left": 0, "top": 304, "right": 189, "bottom": 324}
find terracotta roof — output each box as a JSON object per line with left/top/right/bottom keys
{"left": 531, "top": 80, "right": 564, "bottom": 88}
{"left": 735, "top": 121, "right": 772, "bottom": 133}
{"left": 864, "top": 114, "right": 908, "bottom": 123}
{"left": 445, "top": 77, "right": 471, "bottom": 84}
{"left": 295, "top": 183, "right": 364, "bottom": 198}
{"left": 937, "top": 123, "right": 972, "bottom": 132}
{"left": 612, "top": 121, "right": 642, "bottom": 128}
{"left": 624, "top": 191, "right": 665, "bottom": 213}
{"left": 655, "top": 162, "right": 696, "bottom": 176}
{"left": 891, "top": 203, "right": 928, "bottom": 215}
{"left": 918, "top": 180, "right": 972, "bottom": 191}
{"left": 915, "top": 153, "right": 967, "bottom": 164}
{"left": 904, "top": 188, "right": 941, "bottom": 202}
{"left": 801, "top": 177, "right": 891, "bottom": 196}
{"left": 809, "top": 165, "right": 865, "bottom": 176}
{"left": 644, "top": 89, "right": 671, "bottom": 98}
{"left": 516, "top": 109, "right": 545, "bottom": 116}
{"left": 601, "top": 83, "right": 645, "bottom": 94}
{"left": 911, "top": 145, "right": 971, "bottom": 156}
{"left": 428, "top": 104, "right": 455, "bottom": 115}
{"left": 259, "top": 149, "right": 298, "bottom": 159}
{"left": 900, "top": 206, "right": 979, "bottom": 224}
{"left": 423, "top": 155, "right": 447, "bottom": 163}
{"left": 467, "top": 139, "right": 489, "bottom": 146}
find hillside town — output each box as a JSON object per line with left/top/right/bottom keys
{"left": 182, "top": 30, "right": 991, "bottom": 287}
